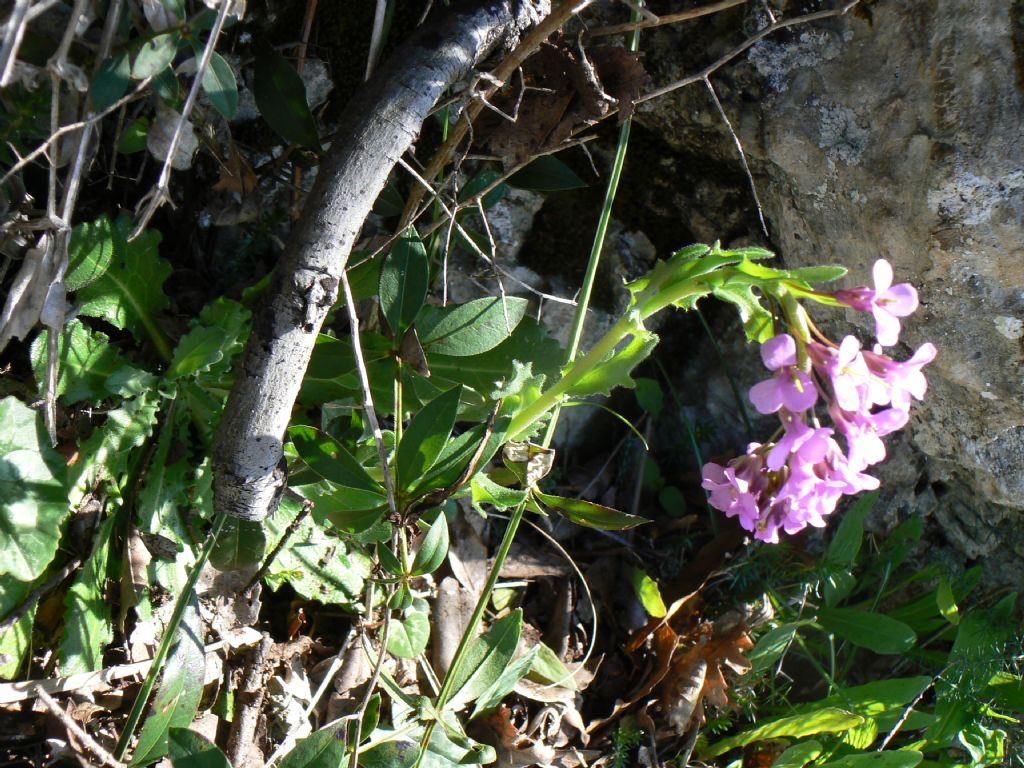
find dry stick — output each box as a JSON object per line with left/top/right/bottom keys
{"left": 586, "top": 0, "right": 747, "bottom": 37}
{"left": 398, "top": 0, "right": 597, "bottom": 228}
{"left": 34, "top": 685, "right": 128, "bottom": 768}
{"left": 365, "top": 0, "right": 389, "bottom": 80}
{"left": 703, "top": 76, "right": 767, "bottom": 237}
{"left": 0, "top": 0, "right": 31, "bottom": 87}
{"left": 26, "top": 0, "right": 62, "bottom": 22}
{"left": 289, "top": 0, "right": 319, "bottom": 220}
{"left": 0, "top": 557, "right": 84, "bottom": 634}
{"left": 213, "top": 0, "right": 550, "bottom": 523}
{"left": 227, "top": 634, "right": 275, "bottom": 766}
{"left": 242, "top": 497, "right": 313, "bottom": 593}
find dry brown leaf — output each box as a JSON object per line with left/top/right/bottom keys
{"left": 590, "top": 47, "right": 651, "bottom": 122}
{"left": 212, "top": 141, "right": 257, "bottom": 195}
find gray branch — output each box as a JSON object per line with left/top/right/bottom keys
{"left": 213, "top": 0, "right": 550, "bottom": 521}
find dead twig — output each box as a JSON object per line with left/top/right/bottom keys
{"left": 587, "top": 0, "right": 748, "bottom": 38}
{"left": 243, "top": 496, "right": 314, "bottom": 593}
{"left": 227, "top": 634, "right": 275, "bottom": 766}
{"left": 35, "top": 685, "right": 128, "bottom": 768}
{"left": 0, "top": 556, "right": 85, "bottom": 634}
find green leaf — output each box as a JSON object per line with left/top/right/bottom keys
{"left": 76, "top": 216, "right": 171, "bottom": 343}
{"left": 379, "top": 231, "right": 429, "bottom": 336}
{"left": 91, "top": 52, "right": 131, "bottom": 111}
{"left": 634, "top": 377, "right": 663, "bottom": 417}
{"left": 373, "top": 184, "right": 405, "bottom": 217}
{"left": 199, "top": 51, "right": 237, "bottom": 119}
{"left": 133, "top": 33, "right": 180, "bottom": 79}
{"left": 826, "top": 492, "right": 875, "bottom": 568}
{"left": 66, "top": 215, "right": 114, "bottom": 290}
{"left": 166, "top": 326, "right": 227, "bottom": 380}
{"left": 59, "top": 513, "right": 115, "bottom": 675}
{"left": 936, "top": 575, "right": 960, "bottom": 625}
{"left": 288, "top": 426, "right": 384, "bottom": 495}
{"left": 817, "top": 607, "right": 917, "bottom": 654}
{"left": 785, "top": 264, "right": 849, "bottom": 283}
{"left": 31, "top": 320, "right": 136, "bottom": 404}
{"left": 772, "top": 740, "right": 823, "bottom": 768}
{"left": 0, "top": 579, "right": 34, "bottom": 679}
{"left": 748, "top": 622, "right": 811, "bottom": 677}
{"left": 470, "top": 646, "right": 539, "bottom": 718}
{"left": 470, "top": 473, "right": 527, "bottom": 511}
{"left": 276, "top": 722, "right": 347, "bottom": 768}
{"left": 132, "top": 599, "right": 205, "bottom": 765}
{"left": 564, "top": 329, "right": 658, "bottom": 399}
{"left": 409, "top": 513, "right": 449, "bottom": 576}
{"left": 152, "top": 66, "right": 180, "bottom": 104}
{"left": 533, "top": 491, "right": 646, "bottom": 531}
{"left": 507, "top": 155, "right": 587, "bottom": 191}
{"left": 263, "top": 496, "right": 371, "bottom": 606}
{"left": 210, "top": 518, "right": 266, "bottom": 569}
{"left": 252, "top": 42, "right": 321, "bottom": 149}
{"left": 388, "top": 599, "right": 430, "bottom": 658}
{"left": 411, "top": 419, "right": 508, "bottom": 496}
{"left": 168, "top": 728, "right": 232, "bottom": 768}
{"left": 118, "top": 116, "right": 150, "bottom": 154}
{"left": 712, "top": 280, "right": 774, "bottom": 343}
{"left": 0, "top": 397, "right": 69, "bottom": 581}
{"left": 447, "top": 609, "right": 523, "bottom": 711}
{"left": 528, "top": 642, "right": 576, "bottom": 688}
{"left": 819, "top": 752, "right": 922, "bottom": 768}
{"left": 701, "top": 708, "right": 865, "bottom": 758}
{"left": 418, "top": 297, "right": 529, "bottom": 356}
{"left": 629, "top": 567, "right": 667, "bottom": 618}
{"left": 396, "top": 386, "right": 462, "bottom": 490}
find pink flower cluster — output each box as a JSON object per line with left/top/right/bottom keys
{"left": 701, "top": 260, "right": 936, "bottom": 543}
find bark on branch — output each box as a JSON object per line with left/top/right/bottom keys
{"left": 213, "top": 0, "right": 551, "bottom": 521}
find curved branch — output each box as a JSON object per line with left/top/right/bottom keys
{"left": 213, "top": 0, "right": 551, "bottom": 521}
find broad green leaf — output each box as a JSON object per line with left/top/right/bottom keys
{"left": 712, "top": 281, "right": 773, "bottom": 342}
{"left": 418, "top": 297, "right": 529, "bottom": 356}
{"left": 840, "top": 717, "right": 879, "bottom": 749}
{"left": 748, "top": 622, "right": 811, "bottom": 677}
{"left": 396, "top": 386, "right": 462, "bottom": 490}
{"left": 91, "top": 52, "right": 131, "bottom": 111}
{"left": 826, "top": 491, "right": 875, "bottom": 568}
{"left": 528, "top": 642, "right": 576, "bottom": 689}
{"left": 957, "top": 721, "right": 1006, "bottom": 766}
{"left": 66, "top": 215, "right": 114, "bottom": 290}
{"left": 634, "top": 377, "right": 663, "bottom": 417}
{"left": 59, "top": 512, "right": 115, "bottom": 675}
{"left": 133, "top": 33, "right": 179, "bottom": 79}
{"left": 819, "top": 752, "right": 922, "bottom": 768}
{"left": 31, "top": 320, "right": 135, "bottom": 404}
{"left": 210, "top": 518, "right": 266, "bottom": 569}
{"left": 152, "top": 66, "right": 180, "bottom": 103}
{"left": 76, "top": 217, "right": 171, "bottom": 343}
{"left": 276, "top": 722, "right": 347, "bottom": 768}
{"left": 818, "top": 607, "right": 917, "bottom": 654}
{"left": 289, "top": 426, "right": 383, "bottom": 494}
{"left": 373, "top": 184, "right": 406, "bottom": 217}
{"left": 936, "top": 575, "right": 960, "bottom": 625}
{"left": 168, "top": 728, "right": 231, "bottom": 768}
{"left": 785, "top": 264, "right": 849, "bottom": 283}
{"left": 772, "top": 740, "right": 823, "bottom": 768}
{"left": 507, "top": 155, "right": 587, "bottom": 191}
{"left": 0, "top": 397, "right": 69, "bottom": 581}
{"left": 984, "top": 672, "right": 1024, "bottom": 713}
{"left": 564, "top": 329, "right": 658, "bottom": 399}
{"left": 380, "top": 231, "right": 429, "bottom": 336}
{"left": 409, "top": 513, "right": 449, "bottom": 576}
{"left": 360, "top": 723, "right": 496, "bottom": 768}
{"left": 253, "top": 42, "right": 321, "bottom": 149}
{"left": 263, "top": 496, "right": 370, "bottom": 606}
{"left": 388, "top": 599, "right": 430, "bottom": 658}
{"left": 471, "top": 473, "right": 527, "bottom": 511}
{"left": 0, "top": 579, "right": 33, "bottom": 679}
{"left": 471, "top": 646, "right": 539, "bottom": 718}
{"left": 533, "top": 491, "right": 646, "bottom": 530}
{"left": 199, "top": 51, "right": 237, "bottom": 119}
{"left": 166, "top": 326, "right": 228, "bottom": 380}
{"left": 132, "top": 599, "right": 205, "bottom": 765}
{"left": 410, "top": 420, "right": 507, "bottom": 497}
{"left": 447, "top": 609, "right": 523, "bottom": 711}
{"left": 701, "top": 708, "right": 864, "bottom": 758}
{"left": 118, "top": 116, "right": 150, "bottom": 154}
{"left": 629, "top": 567, "right": 667, "bottom": 618}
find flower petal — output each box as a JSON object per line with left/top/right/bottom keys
{"left": 881, "top": 283, "right": 919, "bottom": 316}
{"left": 760, "top": 334, "right": 796, "bottom": 371}
{"left": 873, "top": 307, "right": 902, "bottom": 346}
{"left": 749, "top": 378, "right": 783, "bottom": 413}
{"left": 780, "top": 371, "right": 818, "bottom": 412}
{"left": 872, "top": 259, "right": 894, "bottom": 292}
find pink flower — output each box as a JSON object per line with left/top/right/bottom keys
{"left": 835, "top": 259, "right": 920, "bottom": 346}
{"left": 749, "top": 334, "right": 818, "bottom": 414}
{"left": 863, "top": 342, "right": 937, "bottom": 410}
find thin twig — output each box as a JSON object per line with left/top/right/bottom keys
{"left": 704, "top": 76, "right": 767, "bottom": 237}
{"left": 0, "top": 0, "right": 31, "bottom": 87}
{"left": 34, "top": 685, "right": 128, "bottom": 768}
{"left": 227, "top": 634, "right": 274, "bottom": 766}
{"left": 0, "top": 557, "right": 84, "bottom": 634}
{"left": 243, "top": 498, "right": 313, "bottom": 593}
{"left": 365, "top": 0, "right": 389, "bottom": 80}
{"left": 350, "top": 588, "right": 393, "bottom": 768}
{"left": 587, "top": 0, "right": 747, "bottom": 37}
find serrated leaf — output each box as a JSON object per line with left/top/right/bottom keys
{"left": 0, "top": 397, "right": 69, "bottom": 581}
{"left": 289, "top": 426, "right": 383, "bottom": 495}
{"left": 168, "top": 728, "right": 232, "bottom": 768}
{"left": 564, "top": 329, "right": 658, "bottom": 399}
{"left": 276, "top": 722, "right": 347, "bottom": 768}
{"left": 198, "top": 51, "right": 237, "bottom": 119}
{"left": 629, "top": 567, "right": 667, "bottom": 618}
{"left": 133, "top": 33, "right": 179, "bottom": 79}
{"left": 388, "top": 599, "right": 430, "bottom": 658}
{"left": 471, "top": 646, "right": 539, "bottom": 718}
{"left": 263, "top": 496, "right": 370, "bottom": 606}
{"left": 66, "top": 215, "right": 114, "bottom": 291}
{"left": 91, "top": 52, "right": 131, "bottom": 111}
{"left": 59, "top": 512, "right": 115, "bottom": 675}
{"left": 131, "top": 599, "right": 205, "bottom": 765}
{"left": 712, "top": 281, "right": 774, "bottom": 343}
{"left": 701, "top": 707, "right": 865, "bottom": 758}
{"left": 533, "top": 491, "right": 646, "bottom": 530}
{"left": 818, "top": 607, "right": 917, "bottom": 654}
{"left": 418, "top": 297, "right": 528, "bottom": 356}
{"left": 166, "top": 326, "right": 227, "bottom": 380}
{"left": 31, "top": 320, "right": 135, "bottom": 404}
{"left": 210, "top": 518, "right": 266, "bottom": 569}
{"left": 76, "top": 217, "right": 171, "bottom": 343}
{"left": 409, "top": 513, "right": 449, "bottom": 576}
{"left": 507, "top": 155, "right": 587, "bottom": 191}
{"left": 252, "top": 42, "right": 321, "bottom": 149}
{"left": 397, "top": 386, "right": 462, "bottom": 491}
{"left": 447, "top": 609, "right": 523, "bottom": 711}
{"left": 380, "top": 231, "right": 429, "bottom": 337}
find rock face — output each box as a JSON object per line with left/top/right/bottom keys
{"left": 633, "top": 0, "right": 1024, "bottom": 582}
